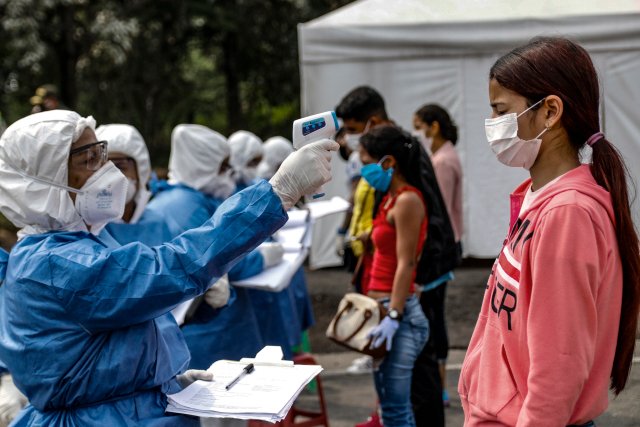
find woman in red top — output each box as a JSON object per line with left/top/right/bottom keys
{"left": 359, "top": 125, "right": 430, "bottom": 427}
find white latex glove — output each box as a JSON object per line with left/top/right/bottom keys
{"left": 269, "top": 139, "right": 339, "bottom": 209}
{"left": 176, "top": 369, "right": 214, "bottom": 389}
{"left": 204, "top": 274, "right": 230, "bottom": 309}
{"left": 0, "top": 374, "right": 27, "bottom": 426}
{"left": 258, "top": 242, "right": 285, "bottom": 268}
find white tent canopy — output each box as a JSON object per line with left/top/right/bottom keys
{"left": 298, "top": 0, "right": 640, "bottom": 265}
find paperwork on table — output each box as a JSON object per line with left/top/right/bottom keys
{"left": 231, "top": 208, "right": 311, "bottom": 292}
{"left": 306, "top": 196, "right": 350, "bottom": 219}
{"left": 166, "top": 346, "right": 322, "bottom": 423}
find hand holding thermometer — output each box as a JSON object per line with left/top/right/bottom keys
{"left": 225, "top": 363, "right": 255, "bottom": 391}
{"left": 292, "top": 111, "right": 339, "bottom": 199}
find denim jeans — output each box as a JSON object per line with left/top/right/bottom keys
{"left": 373, "top": 295, "right": 429, "bottom": 427}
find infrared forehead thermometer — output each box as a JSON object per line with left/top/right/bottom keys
{"left": 292, "top": 111, "right": 339, "bottom": 199}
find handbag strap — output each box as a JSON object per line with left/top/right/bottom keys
{"left": 332, "top": 300, "right": 374, "bottom": 342}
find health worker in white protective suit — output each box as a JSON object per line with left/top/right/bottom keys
{"left": 257, "top": 136, "right": 294, "bottom": 180}
{"left": 0, "top": 110, "right": 337, "bottom": 426}
{"left": 145, "top": 124, "right": 280, "bottom": 368}
{"left": 228, "top": 130, "right": 263, "bottom": 190}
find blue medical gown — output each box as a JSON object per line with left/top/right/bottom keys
{"left": 0, "top": 247, "right": 7, "bottom": 282}
{"left": 146, "top": 182, "right": 266, "bottom": 369}
{"left": 147, "top": 184, "right": 264, "bottom": 280}
{"left": 103, "top": 209, "right": 172, "bottom": 247}
{"left": 0, "top": 248, "right": 7, "bottom": 375}
{"left": 0, "top": 181, "right": 287, "bottom": 426}
{"left": 235, "top": 182, "right": 316, "bottom": 356}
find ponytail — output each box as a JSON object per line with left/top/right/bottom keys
{"left": 590, "top": 137, "right": 640, "bottom": 394}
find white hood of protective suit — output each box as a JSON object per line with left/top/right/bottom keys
{"left": 96, "top": 124, "right": 152, "bottom": 224}
{"left": 257, "top": 136, "right": 294, "bottom": 180}
{"left": 228, "top": 130, "right": 263, "bottom": 184}
{"left": 0, "top": 110, "right": 96, "bottom": 237}
{"left": 168, "top": 124, "right": 230, "bottom": 191}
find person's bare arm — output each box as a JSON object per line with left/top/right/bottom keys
{"left": 389, "top": 191, "right": 425, "bottom": 313}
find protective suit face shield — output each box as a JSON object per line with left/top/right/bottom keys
{"left": 361, "top": 155, "right": 393, "bottom": 192}
{"left": 485, "top": 98, "right": 548, "bottom": 169}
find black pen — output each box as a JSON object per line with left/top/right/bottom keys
{"left": 225, "top": 363, "right": 255, "bottom": 391}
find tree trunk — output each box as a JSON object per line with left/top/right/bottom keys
{"left": 221, "top": 30, "right": 242, "bottom": 133}
{"left": 60, "top": 5, "right": 77, "bottom": 109}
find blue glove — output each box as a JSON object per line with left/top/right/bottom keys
{"left": 367, "top": 316, "right": 400, "bottom": 351}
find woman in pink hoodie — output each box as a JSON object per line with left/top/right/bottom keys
{"left": 459, "top": 37, "right": 640, "bottom": 427}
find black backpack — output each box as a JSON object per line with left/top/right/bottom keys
{"left": 415, "top": 144, "right": 461, "bottom": 283}
{"left": 373, "top": 143, "right": 460, "bottom": 284}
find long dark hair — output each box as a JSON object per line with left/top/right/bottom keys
{"left": 414, "top": 104, "right": 458, "bottom": 144}
{"left": 360, "top": 125, "right": 427, "bottom": 201}
{"left": 491, "top": 36, "right": 640, "bottom": 394}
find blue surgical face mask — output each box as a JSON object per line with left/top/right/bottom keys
{"left": 361, "top": 156, "right": 393, "bottom": 192}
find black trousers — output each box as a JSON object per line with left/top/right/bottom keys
{"left": 411, "top": 287, "right": 446, "bottom": 427}
{"left": 419, "top": 282, "right": 449, "bottom": 360}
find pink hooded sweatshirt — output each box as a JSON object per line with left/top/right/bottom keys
{"left": 458, "top": 165, "right": 622, "bottom": 426}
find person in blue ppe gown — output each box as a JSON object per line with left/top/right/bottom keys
{"left": 0, "top": 110, "right": 337, "bottom": 426}
{"left": 146, "top": 125, "right": 285, "bottom": 369}
{"left": 258, "top": 137, "right": 315, "bottom": 334}
{"left": 229, "top": 134, "right": 314, "bottom": 356}
{"left": 0, "top": 248, "right": 28, "bottom": 427}
{"left": 256, "top": 136, "right": 294, "bottom": 181}
{"left": 97, "top": 124, "right": 233, "bottom": 357}
{"left": 0, "top": 248, "right": 6, "bottom": 283}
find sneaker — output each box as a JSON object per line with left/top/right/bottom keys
{"left": 355, "top": 411, "right": 382, "bottom": 427}
{"left": 346, "top": 355, "right": 373, "bottom": 374}
{"left": 443, "top": 389, "right": 450, "bottom": 408}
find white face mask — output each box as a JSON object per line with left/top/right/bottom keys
{"left": 344, "top": 120, "right": 371, "bottom": 151}
{"left": 70, "top": 161, "right": 128, "bottom": 231}
{"left": 232, "top": 166, "right": 258, "bottom": 184}
{"left": 485, "top": 98, "right": 547, "bottom": 169}
{"left": 257, "top": 161, "right": 274, "bottom": 180}
{"left": 242, "top": 167, "right": 258, "bottom": 183}
{"left": 125, "top": 178, "right": 138, "bottom": 203}
{"left": 345, "top": 133, "right": 361, "bottom": 151}
{"left": 411, "top": 129, "right": 433, "bottom": 154}
{"left": 202, "top": 169, "right": 236, "bottom": 199}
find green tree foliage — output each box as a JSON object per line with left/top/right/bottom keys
{"left": 0, "top": 0, "right": 352, "bottom": 166}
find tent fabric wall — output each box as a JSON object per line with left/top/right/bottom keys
{"left": 299, "top": 0, "right": 640, "bottom": 265}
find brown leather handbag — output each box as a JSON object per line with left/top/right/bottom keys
{"left": 326, "top": 293, "right": 388, "bottom": 359}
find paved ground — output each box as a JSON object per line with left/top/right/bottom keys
{"left": 301, "top": 264, "right": 640, "bottom": 426}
